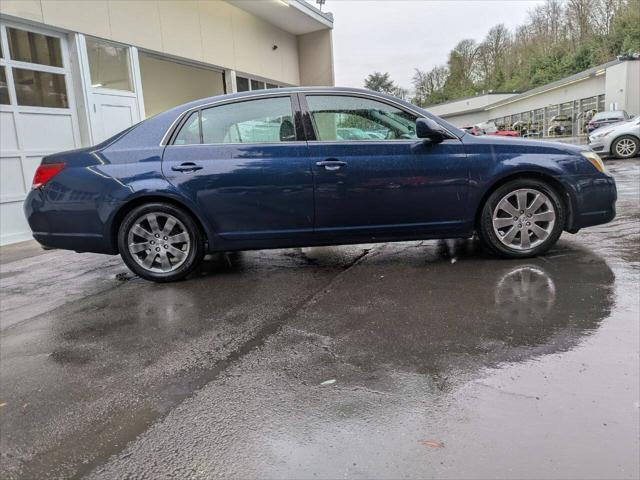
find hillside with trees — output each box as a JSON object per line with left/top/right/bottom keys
{"left": 364, "top": 0, "right": 640, "bottom": 107}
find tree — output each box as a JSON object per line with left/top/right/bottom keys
{"left": 364, "top": 72, "right": 396, "bottom": 93}
{"left": 411, "top": 66, "right": 448, "bottom": 106}
{"left": 408, "top": 0, "right": 639, "bottom": 105}
{"left": 442, "top": 39, "right": 478, "bottom": 99}
{"left": 477, "top": 24, "right": 511, "bottom": 90}
{"left": 392, "top": 86, "right": 409, "bottom": 100}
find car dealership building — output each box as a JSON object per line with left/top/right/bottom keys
{"left": 428, "top": 57, "right": 640, "bottom": 137}
{"left": 0, "top": 0, "right": 334, "bottom": 245}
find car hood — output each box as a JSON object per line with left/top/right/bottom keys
{"left": 590, "top": 120, "right": 632, "bottom": 135}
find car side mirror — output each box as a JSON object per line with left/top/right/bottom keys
{"left": 416, "top": 117, "right": 446, "bottom": 143}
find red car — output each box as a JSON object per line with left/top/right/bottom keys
{"left": 487, "top": 129, "right": 520, "bottom": 137}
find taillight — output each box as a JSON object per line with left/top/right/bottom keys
{"left": 32, "top": 162, "right": 65, "bottom": 189}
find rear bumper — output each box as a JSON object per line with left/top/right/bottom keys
{"left": 563, "top": 174, "right": 617, "bottom": 232}
{"left": 24, "top": 188, "right": 117, "bottom": 254}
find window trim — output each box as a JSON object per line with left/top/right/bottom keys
{"left": 161, "top": 90, "right": 458, "bottom": 147}
{"left": 302, "top": 93, "right": 417, "bottom": 143}
{"left": 299, "top": 92, "right": 456, "bottom": 143}
{"left": 166, "top": 93, "right": 302, "bottom": 147}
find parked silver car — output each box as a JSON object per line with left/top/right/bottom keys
{"left": 588, "top": 115, "right": 640, "bottom": 158}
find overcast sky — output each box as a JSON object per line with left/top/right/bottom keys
{"left": 323, "top": 0, "right": 545, "bottom": 89}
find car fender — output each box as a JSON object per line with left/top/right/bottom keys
{"left": 103, "top": 178, "right": 215, "bottom": 252}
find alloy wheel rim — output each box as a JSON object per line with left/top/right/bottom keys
{"left": 615, "top": 138, "right": 636, "bottom": 157}
{"left": 127, "top": 212, "right": 191, "bottom": 273}
{"left": 492, "top": 188, "right": 556, "bottom": 251}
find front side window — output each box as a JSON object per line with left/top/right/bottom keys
{"left": 172, "top": 96, "right": 296, "bottom": 145}
{"left": 306, "top": 95, "right": 417, "bottom": 141}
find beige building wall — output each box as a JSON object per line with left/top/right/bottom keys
{"left": 298, "top": 29, "right": 335, "bottom": 86}
{"left": 605, "top": 61, "right": 640, "bottom": 116}
{"left": 0, "top": 0, "right": 303, "bottom": 85}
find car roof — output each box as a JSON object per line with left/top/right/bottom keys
{"left": 593, "top": 110, "right": 626, "bottom": 118}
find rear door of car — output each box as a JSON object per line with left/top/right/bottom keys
{"left": 162, "top": 94, "right": 314, "bottom": 241}
{"left": 299, "top": 92, "right": 469, "bottom": 237}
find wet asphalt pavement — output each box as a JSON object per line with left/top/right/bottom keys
{"left": 1, "top": 159, "right": 639, "bottom": 479}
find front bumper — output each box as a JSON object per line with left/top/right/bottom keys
{"left": 563, "top": 173, "right": 617, "bottom": 232}
{"left": 587, "top": 136, "right": 612, "bottom": 155}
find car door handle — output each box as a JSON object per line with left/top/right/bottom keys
{"left": 316, "top": 159, "right": 347, "bottom": 171}
{"left": 171, "top": 162, "right": 203, "bottom": 172}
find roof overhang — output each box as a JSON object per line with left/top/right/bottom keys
{"left": 229, "top": 0, "right": 333, "bottom": 35}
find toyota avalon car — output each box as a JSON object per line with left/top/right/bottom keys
{"left": 24, "top": 87, "right": 617, "bottom": 282}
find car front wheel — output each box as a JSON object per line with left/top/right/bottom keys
{"left": 611, "top": 135, "right": 639, "bottom": 159}
{"left": 117, "top": 203, "right": 204, "bottom": 282}
{"left": 479, "top": 179, "right": 566, "bottom": 258}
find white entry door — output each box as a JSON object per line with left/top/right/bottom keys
{"left": 91, "top": 91, "right": 139, "bottom": 143}
{"left": 81, "top": 36, "right": 142, "bottom": 144}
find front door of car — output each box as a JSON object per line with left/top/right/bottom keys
{"left": 162, "top": 95, "right": 314, "bottom": 240}
{"left": 301, "top": 94, "right": 469, "bottom": 236}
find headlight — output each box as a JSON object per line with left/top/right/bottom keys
{"left": 581, "top": 151, "right": 607, "bottom": 173}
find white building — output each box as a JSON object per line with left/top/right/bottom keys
{"left": 428, "top": 57, "right": 640, "bottom": 136}
{"left": 0, "top": 0, "right": 334, "bottom": 245}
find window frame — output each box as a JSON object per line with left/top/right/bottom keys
{"left": 299, "top": 92, "right": 455, "bottom": 143}
{"left": 166, "top": 93, "right": 303, "bottom": 147}
{"left": 0, "top": 22, "right": 71, "bottom": 110}
{"left": 235, "top": 74, "right": 283, "bottom": 93}
{"left": 85, "top": 36, "right": 134, "bottom": 93}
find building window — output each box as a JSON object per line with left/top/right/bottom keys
{"left": 7, "top": 27, "right": 63, "bottom": 67}
{"left": 236, "top": 76, "right": 250, "bottom": 92}
{"left": 236, "top": 75, "right": 281, "bottom": 93}
{"left": 0, "top": 25, "right": 69, "bottom": 109}
{"left": 13, "top": 68, "right": 68, "bottom": 108}
{"left": 250, "top": 79, "right": 265, "bottom": 91}
{"left": 86, "top": 37, "right": 133, "bottom": 91}
{"left": 0, "top": 68, "right": 9, "bottom": 104}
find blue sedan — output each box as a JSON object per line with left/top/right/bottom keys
{"left": 24, "top": 87, "right": 616, "bottom": 282}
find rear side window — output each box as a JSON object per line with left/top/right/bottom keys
{"left": 173, "top": 112, "right": 200, "bottom": 145}
{"left": 171, "top": 96, "right": 296, "bottom": 145}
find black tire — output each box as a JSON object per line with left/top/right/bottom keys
{"left": 611, "top": 135, "right": 639, "bottom": 159}
{"left": 117, "top": 202, "right": 205, "bottom": 282}
{"left": 478, "top": 179, "right": 566, "bottom": 259}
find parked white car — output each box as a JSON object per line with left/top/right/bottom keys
{"left": 588, "top": 115, "right": 640, "bottom": 158}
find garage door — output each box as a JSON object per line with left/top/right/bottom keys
{"left": 0, "top": 21, "right": 80, "bottom": 245}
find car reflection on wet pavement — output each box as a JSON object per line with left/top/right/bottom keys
{"left": 0, "top": 159, "right": 638, "bottom": 479}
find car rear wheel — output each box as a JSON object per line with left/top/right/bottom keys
{"left": 118, "top": 203, "right": 204, "bottom": 282}
{"left": 611, "top": 135, "right": 639, "bottom": 159}
{"left": 479, "top": 179, "right": 566, "bottom": 258}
